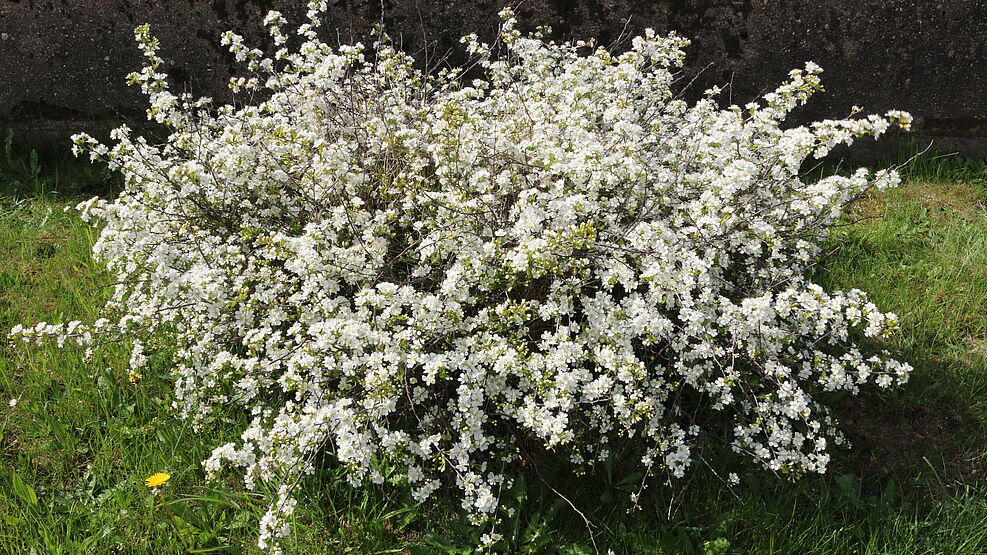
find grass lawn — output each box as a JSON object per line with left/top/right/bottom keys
{"left": 0, "top": 148, "right": 985, "bottom": 553}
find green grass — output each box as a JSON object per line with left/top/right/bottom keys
{"left": 1, "top": 145, "right": 985, "bottom": 553}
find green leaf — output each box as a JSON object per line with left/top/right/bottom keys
{"left": 11, "top": 473, "right": 38, "bottom": 506}
{"left": 703, "top": 537, "right": 731, "bottom": 555}
{"left": 835, "top": 473, "right": 861, "bottom": 508}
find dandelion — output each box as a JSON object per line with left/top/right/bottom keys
{"left": 145, "top": 471, "right": 189, "bottom": 549}
{"left": 146, "top": 472, "right": 171, "bottom": 488}
{"left": 128, "top": 372, "right": 141, "bottom": 384}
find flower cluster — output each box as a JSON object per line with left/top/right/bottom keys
{"left": 11, "top": 3, "right": 912, "bottom": 551}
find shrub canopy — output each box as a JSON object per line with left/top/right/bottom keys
{"left": 12, "top": 4, "right": 912, "bottom": 551}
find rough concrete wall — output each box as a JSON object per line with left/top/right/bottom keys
{"left": 2, "top": 1, "right": 985, "bottom": 155}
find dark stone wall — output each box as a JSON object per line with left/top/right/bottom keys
{"left": 2, "top": 1, "right": 985, "bottom": 156}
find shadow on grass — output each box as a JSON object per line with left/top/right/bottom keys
{"left": 0, "top": 130, "right": 121, "bottom": 200}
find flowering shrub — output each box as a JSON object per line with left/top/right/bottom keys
{"left": 11, "top": 3, "right": 913, "bottom": 550}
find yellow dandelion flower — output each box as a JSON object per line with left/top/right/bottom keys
{"left": 128, "top": 373, "right": 141, "bottom": 384}
{"left": 145, "top": 472, "right": 171, "bottom": 488}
